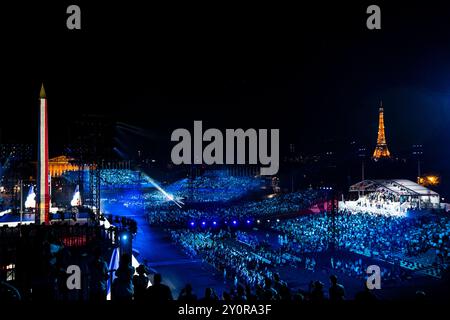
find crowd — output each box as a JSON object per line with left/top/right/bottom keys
{"left": 162, "top": 209, "right": 450, "bottom": 286}
{"left": 109, "top": 255, "right": 378, "bottom": 302}
{"left": 101, "top": 169, "right": 145, "bottom": 188}
{"left": 144, "top": 189, "right": 319, "bottom": 227}
{"left": 163, "top": 171, "right": 264, "bottom": 203}
{"left": 99, "top": 170, "right": 320, "bottom": 228}
{"left": 62, "top": 169, "right": 147, "bottom": 190}
{"left": 170, "top": 229, "right": 281, "bottom": 289}
{"left": 161, "top": 229, "right": 387, "bottom": 302}
{"left": 94, "top": 170, "right": 450, "bottom": 302}
{"left": 1, "top": 244, "right": 378, "bottom": 302}
{"left": 273, "top": 210, "right": 450, "bottom": 270}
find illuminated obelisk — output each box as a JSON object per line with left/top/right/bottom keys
{"left": 36, "top": 83, "right": 50, "bottom": 224}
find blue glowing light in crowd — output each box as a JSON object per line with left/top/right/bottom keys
{"left": 184, "top": 218, "right": 262, "bottom": 227}
{"left": 145, "top": 176, "right": 184, "bottom": 208}
{"left": 122, "top": 235, "right": 128, "bottom": 241}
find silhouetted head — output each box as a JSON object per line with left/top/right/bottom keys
{"left": 153, "top": 273, "right": 162, "bottom": 284}
{"left": 136, "top": 264, "right": 148, "bottom": 275}
{"left": 330, "top": 275, "right": 338, "bottom": 285}
{"left": 314, "top": 281, "right": 324, "bottom": 290}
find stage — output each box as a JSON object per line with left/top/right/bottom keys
{"left": 0, "top": 211, "right": 91, "bottom": 227}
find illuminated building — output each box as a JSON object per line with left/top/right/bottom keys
{"left": 372, "top": 102, "right": 391, "bottom": 160}
{"left": 49, "top": 155, "right": 81, "bottom": 177}
{"left": 418, "top": 175, "right": 440, "bottom": 187}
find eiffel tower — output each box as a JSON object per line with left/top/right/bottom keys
{"left": 373, "top": 101, "right": 391, "bottom": 160}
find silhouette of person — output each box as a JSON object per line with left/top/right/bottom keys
{"left": 310, "top": 281, "right": 325, "bottom": 302}
{"left": 263, "top": 277, "right": 278, "bottom": 300}
{"left": 178, "top": 283, "right": 197, "bottom": 302}
{"left": 200, "top": 287, "right": 218, "bottom": 302}
{"left": 146, "top": 273, "right": 173, "bottom": 301}
{"left": 133, "top": 264, "right": 149, "bottom": 302}
{"left": 112, "top": 253, "right": 135, "bottom": 301}
{"left": 89, "top": 247, "right": 109, "bottom": 301}
{"left": 328, "top": 275, "right": 345, "bottom": 302}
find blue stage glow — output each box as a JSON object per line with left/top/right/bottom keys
{"left": 246, "top": 220, "right": 251, "bottom": 224}
{"left": 213, "top": 221, "right": 217, "bottom": 225}
{"left": 190, "top": 222, "right": 195, "bottom": 226}
{"left": 202, "top": 221, "right": 206, "bottom": 226}
{"left": 232, "top": 220, "right": 237, "bottom": 225}
{"left": 122, "top": 235, "right": 128, "bottom": 241}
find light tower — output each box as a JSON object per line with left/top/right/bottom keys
{"left": 372, "top": 101, "right": 391, "bottom": 160}
{"left": 36, "top": 83, "right": 50, "bottom": 224}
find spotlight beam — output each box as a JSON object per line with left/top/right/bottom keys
{"left": 143, "top": 175, "right": 183, "bottom": 208}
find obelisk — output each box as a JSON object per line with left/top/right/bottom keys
{"left": 36, "top": 83, "right": 50, "bottom": 224}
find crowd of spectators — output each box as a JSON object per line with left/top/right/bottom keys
{"left": 163, "top": 171, "right": 264, "bottom": 203}
{"left": 157, "top": 229, "right": 383, "bottom": 302}
{"left": 273, "top": 211, "right": 450, "bottom": 272}
{"left": 144, "top": 189, "right": 319, "bottom": 227}
{"left": 63, "top": 169, "right": 146, "bottom": 190}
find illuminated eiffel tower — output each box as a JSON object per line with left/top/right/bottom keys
{"left": 372, "top": 101, "right": 391, "bottom": 160}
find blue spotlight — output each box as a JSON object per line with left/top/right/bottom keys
{"left": 190, "top": 221, "right": 195, "bottom": 227}
{"left": 213, "top": 221, "right": 217, "bottom": 226}
{"left": 202, "top": 221, "right": 206, "bottom": 226}
{"left": 232, "top": 220, "right": 237, "bottom": 225}
{"left": 246, "top": 220, "right": 251, "bottom": 224}
{"left": 122, "top": 234, "right": 128, "bottom": 241}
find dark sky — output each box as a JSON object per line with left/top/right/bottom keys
{"left": 1, "top": 1, "right": 450, "bottom": 175}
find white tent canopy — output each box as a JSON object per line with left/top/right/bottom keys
{"left": 349, "top": 179, "right": 440, "bottom": 212}
{"left": 350, "top": 179, "right": 439, "bottom": 197}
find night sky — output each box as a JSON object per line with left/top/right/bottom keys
{"left": 1, "top": 1, "right": 450, "bottom": 190}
